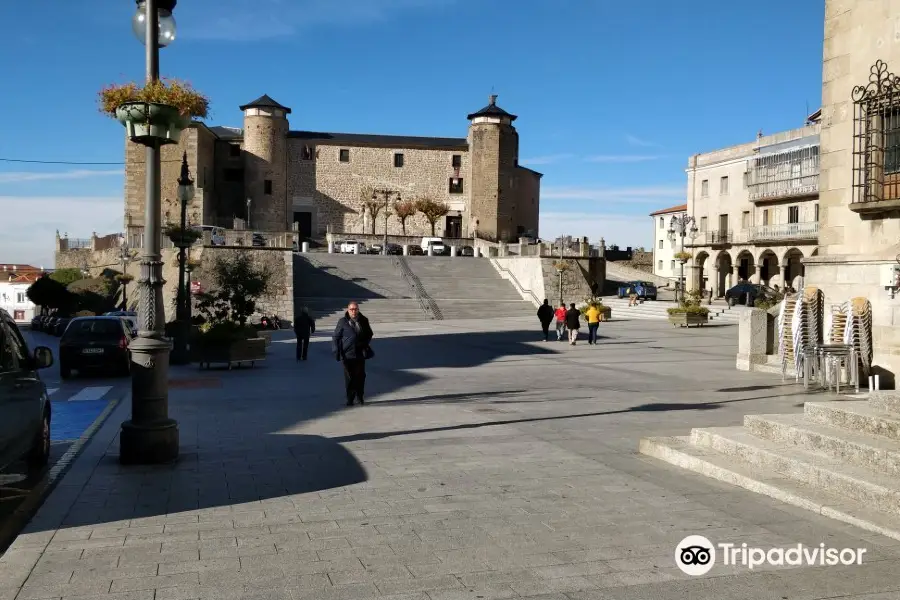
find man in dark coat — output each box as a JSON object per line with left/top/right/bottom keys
{"left": 332, "top": 301, "right": 374, "bottom": 406}
{"left": 293, "top": 306, "right": 315, "bottom": 361}
{"left": 537, "top": 299, "right": 554, "bottom": 341}
{"left": 565, "top": 302, "right": 581, "bottom": 345}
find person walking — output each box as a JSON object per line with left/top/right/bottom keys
{"left": 585, "top": 303, "right": 601, "bottom": 345}
{"left": 537, "top": 299, "right": 554, "bottom": 341}
{"left": 565, "top": 302, "right": 581, "bottom": 345}
{"left": 293, "top": 306, "right": 316, "bottom": 361}
{"left": 554, "top": 302, "right": 567, "bottom": 341}
{"left": 332, "top": 301, "right": 374, "bottom": 406}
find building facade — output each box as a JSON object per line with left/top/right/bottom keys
{"left": 0, "top": 265, "right": 41, "bottom": 323}
{"left": 802, "top": 0, "right": 900, "bottom": 382}
{"left": 124, "top": 95, "right": 542, "bottom": 243}
{"left": 683, "top": 121, "right": 821, "bottom": 296}
{"left": 650, "top": 204, "right": 688, "bottom": 282}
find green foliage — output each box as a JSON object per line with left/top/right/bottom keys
{"left": 49, "top": 268, "right": 85, "bottom": 287}
{"left": 579, "top": 296, "right": 607, "bottom": 317}
{"left": 164, "top": 224, "right": 202, "bottom": 247}
{"left": 67, "top": 277, "right": 116, "bottom": 315}
{"left": 193, "top": 251, "right": 274, "bottom": 328}
{"left": 668, "top": 288, "right": 710, "bottom": 316}
{"left": 99, "top": 78, "right": 209, "bottom": 118}
{"left": 755, "top": 289, "right": 785, "bottom": 311}
{"left": 193, "top": 321, "right": 258, "bottom": 347}
{"left": 26, "top": 276, "right": 73, "bottom": 312}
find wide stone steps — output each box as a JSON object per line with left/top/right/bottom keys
{"left": 640, "top": 393, "right": 900, "bottom": 541}
{"left": 599, "top": 298, "right": 741, "bottom": 322}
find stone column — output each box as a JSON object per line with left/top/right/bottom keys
{"left": 689, "top": 265, "right": 702, "bottom": 292}
{"left": 736, "top": 308, "right": 769, "bottom": 371}
{"left": 751, "top": 265, "right": 761, "bottom": 285}
{"left": 726, "top": 268, "right": 734, "bottom": 290}
{"left": 402, "top": 244, "right": 409, "bottom": 256}
{"left": 328, "top": 241, "right": 335, "bottom": 253}
{"left": 301, "top": 242, "right": 309, "bottom": 253}
{"left": 427, "top": 244, "right": 434, "bottom": 257}
{"left": 450, "top": 245, "right": 457, "bottom": 257}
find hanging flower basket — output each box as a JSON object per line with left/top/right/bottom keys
{"left": 165, "top": 225, "right": 202, "bottom": 248}
{"left": 674, "top": 251, "right": 693, "bottom": 263}
{"left": 99, "top": 79, "right": 209, "bottom": 147}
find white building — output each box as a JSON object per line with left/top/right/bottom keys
{"left": 682, "top": 117, "right": 820, "bottom": 296}
{"left": 0, "top": 265, "right": 41, "bottom": 323}
{"left": 650, "top": 203, "right": 687, "bottom": 283}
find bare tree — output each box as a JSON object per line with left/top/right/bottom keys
{"left": 359, "top": 187, "right": 382, "bottom": 235}
{"left": 414, "top": 197, "right": 450, "bottom": 237}
{"left": 393, "top": 199, "right": 417, "bottom": 235}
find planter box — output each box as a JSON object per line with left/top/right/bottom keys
{"left": 116, "top": 102, "right": 191, "bottom": 146}
{"left": 257, "top": 331, "right": 273, "bottom": 346}
{"left": 194, "top": 337, "right": 266, "bottom": 369}
{"left": 599, "top": 306, "right": 611, "bottom": 321}
{"left": 668, "top": 312, "right": 709, "bottom": 327}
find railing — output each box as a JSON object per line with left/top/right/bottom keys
{"left": 489, "top": 259, "right": 541, "bottom": 307}
{"left": 66, "top": 238, "right": 91, "bottom": 249}
{"left": 125, "top": 227, "right": 295, "bottom": 250}
{"left": 689, "top": 230, "right": 733, "bottom": 246}
{"left": 393, "top": 257, "right": 443, "bottom": 320}
{"left": 747, "top": 222, "right": 819, "bottom": 242}
{"left": 748, "top": 174, "right": 819, "bottom": 201}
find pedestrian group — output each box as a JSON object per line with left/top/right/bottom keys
{"left": 537, "top": 298, "right": 603, "bottom": 345}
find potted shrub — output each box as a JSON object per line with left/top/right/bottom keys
{"left": 164, "top": 224, "right": 202, "bottom": 248}
{"left": 674, "top": 250, "right": 693, "bottom": 263}
{"left": 190, "top": 251, "right": 274, "bottom": 369}
{"left": 99, "top": 78, "right": 209, "bottom": 146}
{"left": 578, "top": 296, "right": 611, "bottom": 321}
{"left": 667, "top": 289, "right": 709, "bottom": 327}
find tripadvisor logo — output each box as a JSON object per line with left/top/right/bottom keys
{"left": 675, "top": 535, "right": 867, "bottom": 575}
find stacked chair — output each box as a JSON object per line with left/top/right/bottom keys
{"left": 778, "top": 287, "right": 823, "bottom": 382}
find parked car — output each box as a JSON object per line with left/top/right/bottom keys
{"left": 421, "top": 237, "right": 448, "bottom": 256}
{"left": 725, "top": 282, "right": 776, "bottom": 307}
{"left": 459, "top": 246, "right": 475, "bottom": 257}
{"left": 53, "top": 316, "right": 72, "bottom": 336}
{"left": 386, "top": 243, "right": 402, "bottom": 255}
{"left": 339, "top": 240, "right": 365, "bottom": 254}
{"left": 617, "top": 281, "right": 657, "bottom": 300}
{"left": 58, "top": 316, "right": 134, "bottom": 379}
{"left": 407, "top": 244, "right": 424, "bottom": 256}
{"left": 367, "top": 244, "right": 384, "bottom": 255}
{"left": 0, "top": 308, "right": 53, "bottom": 471}
{"left": 104, "top": 311, "right": 138, "bottom": 335}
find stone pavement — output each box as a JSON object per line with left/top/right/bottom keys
{"left": 3, "top": 316, "right": 900, "bottom": 600}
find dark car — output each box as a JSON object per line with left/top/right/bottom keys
{"left": 53, "top": 316, "right": 72, "bottom": 336}
{"left": 725, "top": 282, "right": 776, "bottom": 307}
{"left": 617, "top": 281, "right": 658, "bottom": 301}
{"left": 58, "top": 316, "right": 133, "bottom": 379}
{"left": 407, "top": 245, "right": 424, "bottom": 256}
{"left": 0, "top": 308, "right": 53, "bottom": 471}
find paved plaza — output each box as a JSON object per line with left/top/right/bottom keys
{"left": 2, "top": 316, "right": 900, "bottom": 600}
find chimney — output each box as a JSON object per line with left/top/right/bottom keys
{"left": 489, "top": 94, "right": 497, "bottom": 105}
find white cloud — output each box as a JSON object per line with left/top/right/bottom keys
{"left": 625, "top": 134, "right": 660, "bottom": 148}
{"left": 0, "top": 169, "right": 123, "bottom": 184}
{"left": 583, "top": 155, "right": 660, "bottom": 163}
{"left": 519, "top": 154, "right": 574, "bottom": 166}
{"left": 0, "top": 196, "right": 122, "bottom": 269}
{"left": 180, "top": 0, "right": 458, "bottom": 41}
{"left": 539, "top": 212, "right": 651, "bottom": 249}
{"left": 541, "top": 184, "right": 685, "bottom": 204}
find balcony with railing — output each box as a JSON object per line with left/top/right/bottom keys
{"left": 747, "top": 221, "right": 818, "bottom": 242}
{"left": 747, "top": 136, "right": 819, "bottom": 202}
{"left": 688, "top": 230, "right": 733, "bottom": 246}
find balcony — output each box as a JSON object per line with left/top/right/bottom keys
{"left": 747, "top": 221, "right": 818, "bottom": 242}
{"left": 747, "top": 136, "right": 819, "bottom": 202}
{"left": 688, "top": 230, "right": 733, "bottom": 246}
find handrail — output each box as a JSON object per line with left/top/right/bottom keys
{"left": 393, "top": 257, "right": 443, "bottom": 320}
{"left": 489, "top": 259, "right": 541, "bottom": 307}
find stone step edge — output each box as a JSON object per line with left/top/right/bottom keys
{"left": 744, "top": 412, "right": 900, "bottom": 475}
{"left": 691, "top": 425, "right": 900, "bottom": 506}
{"left": 638, "top": 435, "right": 900, "bottom": 542}
{"left": 805, "top": 401, "right": 900, "bottom": 440}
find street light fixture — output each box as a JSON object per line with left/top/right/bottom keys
{"left": 132, "top": 0, "right": 176, "bottom": 47}
{"left": 668, "top": 214, "right": 698, "bottom": 302}
{"left": 372, "top": 188, "right": 400, "bottom": 256}
{"left": 120, "top": 0, "right": 179, "bottom": 465}
{"left": 172, "top": 152, "right": 194, "bottom": 365}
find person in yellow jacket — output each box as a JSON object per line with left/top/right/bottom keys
{"left": 585, "top": 304, "right": 602, "bottom": 344}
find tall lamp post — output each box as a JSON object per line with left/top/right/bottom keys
{"left": 171, "top": 152, "right": 194, "bottom": 365}
{"left": 372, "top": 188, "right": 400, "bottom": 255}
{"left": 120, "top": 0, "right": 179, "bottom": 465}
{"left": 246, "top": 197, "right": 252, "bottom": 230}
{"left": 668, "top": 215, "right": 698, "bottom": 302}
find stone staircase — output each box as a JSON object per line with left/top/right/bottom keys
{"left": 640, "top": 391, "right": 900, "bottom": 540}
{"left": 403, "top": 256, "right": 536, "bottom": 319}
{"left": 600, "top": 297, "right": 742, "bottom": 323}
{"left": 293, "top": 254, "right": 535, "bottom": 323}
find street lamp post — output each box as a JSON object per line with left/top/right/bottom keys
{"left": 372, "top": 188, "right": 400, "bottom": 255}
{"left": 668, "top": 215, "right": 698, "bottom": 303}
{"left": 120, "top": 0, "right": 179, "bottom": 465}
{"left": 171, "top": 152, "right": 195, "bottom": 365}
{"left": 246, "top": 197, "right": 252, "bottom": 230}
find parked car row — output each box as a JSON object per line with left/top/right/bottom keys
{"left": 334, "top": 237, "right": 475, "bottom": 257}
{"left": 31, "top": 314, "right": 73, "bottom": 336}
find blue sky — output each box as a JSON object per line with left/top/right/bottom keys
{"left": 0, "top": 0, "right": 824, "bottom": 267}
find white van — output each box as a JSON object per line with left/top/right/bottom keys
{"left": 421, "top": 237, "right": 447, "bottom": 255}
{"left": 199, "top": 225, "right": 226, "bottom": 246}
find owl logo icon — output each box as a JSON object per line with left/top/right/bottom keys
{"left": 675, "top": 535, "right": 715, "bottom": 575}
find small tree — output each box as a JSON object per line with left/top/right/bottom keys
{"left": 27, "top": 276, "right": 73, "bottom": 313}
{"left": 195, "top": 251, "right": 273, "bottom": 326}
{"left": 50, "top": 268, "right": 85, "bottom": 287}
{"left": 415, "top": 197, "right": 450, "bottom": 237}
{"left": 359, "top": 187, "right": 382, "bottom": 235}
{"left": 393, "top": 199, "right": 417, "bottom": 235}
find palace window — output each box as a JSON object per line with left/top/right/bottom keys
{"left": 301, "top": 145, "right": 313, "bottom": 160}
{"left": 720, "top": 176, "right": 729, "bottom": 195}
{"left": 264, "top": 180, "right": 272, "bottom": 195}
{"left": 229, "top": 144, "right": 241, "bottom": 158}
{"left": 852, "top": 60, "right": 900, "bottom": 208}
{"left": 339, "top": 149, "right": 350, "bottom": 163}
{"left": 449, "top": 178, "right": 464, "bottom": 194}
{"left": 452, "top": 154, "right": 462, "bottom": 168}
{"left": 701, "top": 179, "right": 709, "bottom": 197}
{"left": 394, "top": 153, "right": 404, "bottom": 168}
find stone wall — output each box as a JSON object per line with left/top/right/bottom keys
{"left": 55, "top": 245, "right": 293, "bottom": 323}
{"left": 244, "top": 113, "right": 289, "bottom": 233}
{"left": 609, "top": 250, "right": 653, "bottom": 274}
{"left": 515, "top": 168, "right": 541, "bottom": 237}
{"left": 288, "top": 140, "right": 470, "bottom": 239}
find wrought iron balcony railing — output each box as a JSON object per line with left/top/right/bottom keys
{"left": 689, "top": 230, "right": 733, "bottom": 246}
{"left": 748, "top": 174, "right": 819, "bottom": 201}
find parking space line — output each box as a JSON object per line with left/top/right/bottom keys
{"left": 66, "top": 386, "right": 113, "bottom": 402}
